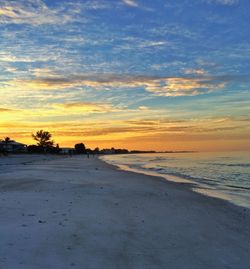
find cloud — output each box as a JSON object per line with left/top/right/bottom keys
{"left": 113, "top": 37, "right": 171, "bottom": 53}
{"left": 126, "top": 118, "right": 188, "bottom": 126}
{"left": 0, "top": 0, "right": 115, "bottom": 26}
{"left": 0, "top": 53, "right": 45, "bottom": 63}
{"left": 138, "top": 106, "right": 149, "bottom": 111}
{"left": 0, "top": 0, "right": 75, "bottom": 25}
{"left": 184, "top": 69, "right": 207, "bottom": 75}
{"left": 204, "top": 0, "right": 239, "bottom": 5}
{"left": 145, "top": 77, "right": 226, "bottom": 96}
{"left": 11, "top": 118, "right": 248, "bottom": 138}
{"left": 0, "top": 107, "right": 14, "bottom": 112}
{"left": 54, "top": 102, "right": 118, "bottom": 114}
{"left": 2, "top": 102, "right": 122, "bottom": 119}
{"left": 4, "top": 73, "right": 229, "bottom": 97}
{"left": 149, "top": 24, "right": 198, "bottom": 40}
{"left": 137, "top": 41, "right": 168, "bottom": 48}
{"left": 122, "top": 0, "right": 139, "bottom": 7}
{"left": 1, "top": 113, "right": 249, "bottom": 150}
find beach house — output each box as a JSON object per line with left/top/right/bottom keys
{"left": 0, "top": 140, "right": 27, "bottom": 153}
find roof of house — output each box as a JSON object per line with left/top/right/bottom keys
{"left": 0, "top": 141, "right": 26, "bottom": 146}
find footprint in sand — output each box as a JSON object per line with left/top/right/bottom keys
{"left": 38, "top": 220, "right": 46, "bottom": 224}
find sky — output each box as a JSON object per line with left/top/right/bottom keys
{"left": 0, "top": 0, "right": 250, "bottom": 151}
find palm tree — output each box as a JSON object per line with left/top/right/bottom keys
{"left": 1, "top": 137, "right": 12, "bottom": 143}
{"left": 4, "top": 137, "right": 11, "bottom": 143}
{"left": 32, "top": 130, "right": 54, "bottom": 148}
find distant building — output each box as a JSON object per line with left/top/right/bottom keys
{"left": 100, "top": 148, "right": 129, "bottom": 154}
{"left": 100, "top": 148, "right": 116, "bottom": 154}
{"left": 0, "top": 140, "right": 27, "bottom": 153}
{"left": 60, "top": 148, "right": 75, "bottom": 154}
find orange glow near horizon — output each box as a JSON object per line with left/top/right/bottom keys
{"left": 1, "top": 111, "right": 250, "bottom": 151}
{"left": 1, "top": 0, "right": 250, "bottom": 153}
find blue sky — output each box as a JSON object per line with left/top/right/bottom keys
{"left": 0, "top": 0, "right": 250, "bottom": 150}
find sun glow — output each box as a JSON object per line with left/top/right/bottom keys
{"left": 1, "top": 0, "right": 250, "bottom": 151}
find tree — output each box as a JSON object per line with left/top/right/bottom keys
{"left": 3, "top": 137, "right": 11, "bottom": 143}
{"left": 74, "top": 143, "right": 86, "bottom": 154}
{"left": 1, "top": 137, "right": 13, "bottom": 144}
{"left": 32, "top": 130, "right": 54, "bottom": 148}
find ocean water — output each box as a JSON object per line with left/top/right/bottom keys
{"left": 102, "top": 152, "right": 250, "bottom": 208}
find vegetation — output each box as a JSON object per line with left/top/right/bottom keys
{"left": 28, "top": 130, "right": 60, "bottom": 154}
{"left": 32, "top": 130, "right": 54, "bottom": 148}
{"left": 0, "top": 137, "right": 14, "bottom": 145}
{"left": 1, "top": 131, "right": 159, "bottom": 156}
{"left": 74, "top": 143, "right": 86, "bottom": 154}
{"left": 2, "top": 137, "right": 11, "bottom": 143}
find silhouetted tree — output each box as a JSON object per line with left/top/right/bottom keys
{"left": 1, "top": 137, "right": 13, "bottom": 145}
{"left": 3, "top": 137, "right": 11, "bottom": 143}
{"left": 74, "top": 143, "right": 86, "bottom": 154}
{"left": 32, "top": 130, "right": 54, "bottom": 148}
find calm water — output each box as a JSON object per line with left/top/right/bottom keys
{"left": 102, "top": 152, "right": 250, "bottom": 208}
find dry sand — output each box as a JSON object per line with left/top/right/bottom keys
{"left": 0, "top": 155, "right": 249, "bottom": 269}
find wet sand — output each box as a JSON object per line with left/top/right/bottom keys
{"left": 0, "top": 155, "right": 249, "bottom": 269}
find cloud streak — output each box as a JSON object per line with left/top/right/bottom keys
{"left": 4, "top": 73, "right": 231, "bottom": 96}
{"left": 53, "top": 102, "right": 119, "bottom": 114}
{"left": 122, "top": 0, "right": 139, "bottom": 7}
{"left": 0, "top": 107, "right": 14, "bottom": 112}
{"left": 0, "top": 0, "right": 80, "bottom": 25}
{"left": 205, "top": 0, "right": 239, "bottom": 5}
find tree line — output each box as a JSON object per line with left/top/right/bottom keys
{"left": 28, "top": 130, "right": 94, "bottom": 154}
{"left": 1, "top": 130, "right": 135, "bottom": 155}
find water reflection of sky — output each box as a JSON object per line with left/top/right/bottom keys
{"left": 103, "top": 152, "right": 250, "bottom": 208}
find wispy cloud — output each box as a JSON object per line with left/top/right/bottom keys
{"left": 204, "top": 0, "right": 239, "bottom": 5}
{"left": 184, "top": 69, "right": 207, "bottom": 75}
{"left": 53, "top": 102, "right": 119, "bottom": 114}
{"left": 0, "top": 115, "right": 249, "bottom": 142}
{"left": 0, "top": 0, "right": 115, "bottom": 26}
{"left": 0, "top": 107, "right": 15, "bottom": 112}
{"left": 122, "top": 0, "right": 139, "bottom": 7}
{"left": 0, "top": 52, "right": 53, "bottom": 63}
{"left": 145, "top": 77, "right": 225, "bottom": 96}
{"left": 4, "top": 73, "right": 230, "bottom": 97}
{"left": 0, "top": 0, "right": 83, "bottom": 26}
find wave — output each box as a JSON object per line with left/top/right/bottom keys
{"left": 225, "top": 184, "right": 250, "bottom": 191}
{"left": 209, "top": 163, "right": 250, "bottom": 168}
{"left": 102, "top": 152, "right": 250, "bottom": 208}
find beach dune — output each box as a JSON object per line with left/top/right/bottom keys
{"left": 0, "top": 155, "right": 249, "bottom": 269}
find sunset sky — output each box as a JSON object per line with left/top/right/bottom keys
{"left": 0, "top": 0, "right": 250, "bottom": 151}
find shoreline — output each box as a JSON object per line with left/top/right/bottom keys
{"left": 0, "top": 155, "right": 250, "bottom": 268}
{"left": 100, "top": 156, "right": 250, "bottom": 213}
{"left": 101, "top": 153, "right": 250, "bottom": 210}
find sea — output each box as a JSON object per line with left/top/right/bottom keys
{"left": 102, "top": 152, "right": 250, "bottom": 209}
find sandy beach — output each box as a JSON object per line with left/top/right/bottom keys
{"left": 0, "top": 155, "right": 249, "bottom": 269}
